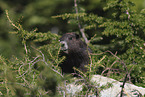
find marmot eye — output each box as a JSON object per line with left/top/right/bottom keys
{"left": 69, "top": 37, "right": 73, "bottom": 40}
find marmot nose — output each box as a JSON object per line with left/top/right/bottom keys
{"left": 60, "top": 41, "right": 68, "bottom": 51}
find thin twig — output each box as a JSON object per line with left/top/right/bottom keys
{"left": 31, "top": 46, "right": 64, "bottom": 78}
{"left": 88, "top": 34, "right": 97, "bottom": 43}
{"left": 23, "top": 39, "right": 28, "bottom": 55}
{"left": 5, "top": 10, "right": 20, "bottom": 30}
{"left": 120, "top": 74, "right": 128, "bottom": 97}
{"left": 74, "top": 0, "right": 88, "bottom": 43}
{"left": 101, "top": 60, "right": 118, "bottom": 75}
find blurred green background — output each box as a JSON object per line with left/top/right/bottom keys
{"left": 0, "top": 0, "right": 145, "bottom": 58}
{"left": 0, "top": 0, "right": 145, "bottom": 96}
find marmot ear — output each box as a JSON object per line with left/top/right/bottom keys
{"left": 75, "top": 33, "right": 80, "bottom": 39}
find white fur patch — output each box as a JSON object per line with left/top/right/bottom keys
{"left": 60, "top": 41, "right": 68, "bottom": 51}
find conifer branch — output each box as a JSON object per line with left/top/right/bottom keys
{"left": 31, "top": 46, "right": 64, "bottom": 78}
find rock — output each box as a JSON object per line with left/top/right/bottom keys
{"left": 91, "top": 75, "right": 145, "bottom": 97}
{"left": 66, "top": 84, "right": 83, "bottom": 96}
{"left": 62, "top": 75, "right": 145, "bottom": 97}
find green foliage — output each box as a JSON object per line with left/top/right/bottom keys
{"left": 0, "top": 10, "right": 65, "bottom": 96}
{"left": 0, "top": 54, "right": 61, "bottom": 96}
{"left": 54, "top": 0, "right": 145, "bottom": 88}
{"left": 0, "top": 0, "right": 145, "bottom": 96}
{"left": 0, "top": 0, "right": 73, "bottom": 59}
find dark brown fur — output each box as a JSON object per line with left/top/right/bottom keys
{"left": 59, "top": 32, "right": 91, "bottom": 73}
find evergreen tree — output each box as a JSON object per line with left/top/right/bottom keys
{"left": 54, "top": 0, "right": 145, "bottom": 86}
{"left": 0, "top": 0, "right": 145, "bottom": 96}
